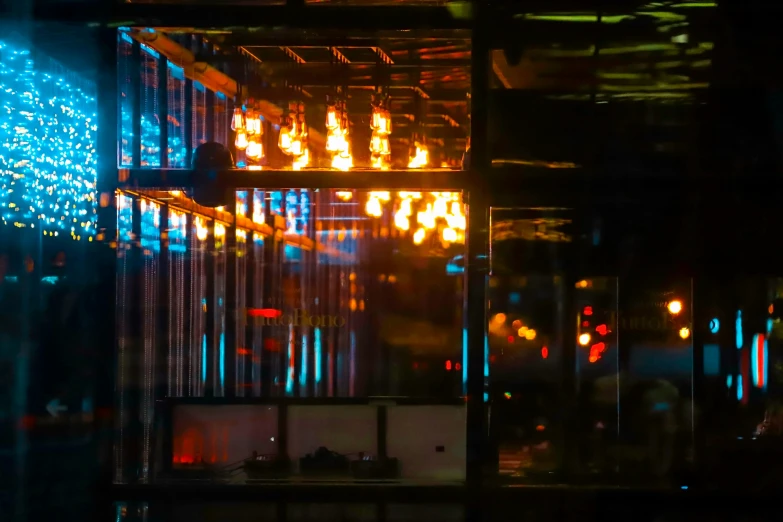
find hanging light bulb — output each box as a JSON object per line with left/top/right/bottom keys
{"left": 413, "top": 227, "right": 426, "bottom": 245}
{"left": 366, "top": 196, "right": 383, "bottom": 217}
{"left": 380, "top": 135, "right": 391, "bottom": 156}
{"left": 246, "top": 139, "right": 263, "bottom": 160}
{"left": 371, "top": 106, "right": 383, "bottom": 131}
{"left": 293, "top": 148, "right": 310, "bottom": 171}
{"left": 290, "top": 137, "right": 303, "bottom": 157}
{"left": 245, "top": 109, "right": 257, "bottom": 136}
{"left": 278, "top": 125, "right": 292, "bottom": 154}
{"left": 370, "top": 130, "right": 383, "bottom": 154}
{"left": 442, "top": 227, "right": 458, "bottom": 243}
{"left": 246, "top": 111, "right": 262, "bottom": 136}
{"left": 231, "top": 107, "right": 245, "bottom": 131}
{"left": 235, "top": 130, "right": 249, "bottom": 150}
{"left": 326, "top": 104, "right": 339, "bottom": 130}
{"left": 394, "top": 208, "right": 410, "bottom": 231}
{"left": 332, "top": 146, "right": 353, "bottom": 171}
{"left": 417, "top": 204, "right": 436, "bottom": 230}
{"left": 408, "top": 141, "right": 429, "bottom": 168}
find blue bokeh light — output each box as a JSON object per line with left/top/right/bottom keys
{"left": 0, "top": 39, "right": 98, "bottom": 238}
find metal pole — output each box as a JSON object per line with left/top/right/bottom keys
{"left": 466, "top": 0, "right": 490, "bottom": 499}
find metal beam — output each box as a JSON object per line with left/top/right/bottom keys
{"left": 31, "top": 4, "right": 473, "bottom": 30}
{"left": 218, "top": 33, "right": 471, "bottom": 47}
{"left": 280, "top": 46, "right": 306, "bottom": 64}
{"left": 119, "top": 168, "right": 470, "bottom": 191}
{"left": 251, "top": 85, "right": 467, "bottom": 102}
{"left": 226, "top": 55, "right": 469, "bottom": 68}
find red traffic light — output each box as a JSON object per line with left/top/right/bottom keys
{"left": 583, "top": 306, "right": 593, "bottom": 316}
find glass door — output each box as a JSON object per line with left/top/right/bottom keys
{"left": 488, "top": 206, "right": 696, "bottom": 487}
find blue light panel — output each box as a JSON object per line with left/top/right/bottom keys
{"left": 0, "top": 40, "right": 98, "bottom": 238}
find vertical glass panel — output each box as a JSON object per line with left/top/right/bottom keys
{"left": 167, "top": 63, "right": 187, "bottom": 167}
{"left": 139, "top": 199, "right": 160, "bottom": 482}
{"left": 192, "top": 81, "right": 208, "bottom": 147}
{"left": 574, "top": 277, "right": 620, "bottom": 476}
{"left": 700, "top": 277, "right": 782, "bottom": 490}
{"left": 191, "top": 216, "right": 209, "bottom": 397}
{"left": 214, "top": 93, "right": 229, "bottom": 149}
{"left": 213, "top": 222, "right": 228, "bottom": 397}
{"left": 118, "top": 33, "right": 133, "bottom": 166}
{"left": 489, "top": 207, "right": 571, "bottom": 481}
{"left": 116, "top": 189, "right": 466, "bottom": 485}
{"left": 576, "top": 276, "right": 693, "bottom": 484}
{"left": 489, "top": 205, "right": 695, "bottom": 486}
{"left": 168, "top": 209, "right": 188, "bottom": 397}
{"left": 140, "top": 44, "right": 161, "bottom": 167}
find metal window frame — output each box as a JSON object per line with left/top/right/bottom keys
{"left": 87, "top": 0, "right": 492, "bottom": 504}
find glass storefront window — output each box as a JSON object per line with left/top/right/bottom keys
{"left": 488, "top": 206, "right": 696, "bottom": 486}
{"left": 116, "top": 28, "right": 470, "bottom": 171}
{"left": 488, "top": 9, "right": 713, "bottom": 174}
{"left": 114, "top": 189, "right": 467, "bottom": 484}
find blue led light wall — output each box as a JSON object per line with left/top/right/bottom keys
{"left": 0, "top": 39, "right": 98, "bottom": 239}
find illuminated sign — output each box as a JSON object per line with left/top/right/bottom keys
{"left": 609, "top": 311, "right": 685, "bottom": 332}
{"left": 244, "top": 308, "right": 346, "bottom": 328}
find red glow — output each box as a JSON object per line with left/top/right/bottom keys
{"left": 582, "top": 321, "right": 590, "bottom": 327}
{"left": 446, "top": 360, "right": 452, "bottom": 370}
{"left": 19, "top": 415, "right": 36, "bottom": 430}
{"left": 583, "top": 306, "right": 593, "bottom": 316}
{"left": 264, "top": 339, "right": 280, "bottom": 351}
{"left": 541, "top": 346, "right": 549, "bottom": 359}
{"left": 536, "top": 424, "right": 545, "bottom": 432}
{"left": 455, "top": 363, "right": 462, "bottom": 371}
{"left": 237, "top": 348, "right": 252, "bottom": 355}
{"left": 589, "top": 342, "right": 606, "bottom": 363}
{"left": 247, "top": 308, "right": 282, "bottom": 318}
{"left": 413, "top": 362, "right": 419, "bottom": 369}
{"left": 489, "top": 355, "right": 497, "bottom": 363}
{"left": 756, "top": 334, "right": 766, "bottom": 389}
{"left": 507, "top": 335, "right": 515, "bottom": 343}
{"left": 595, "top": 324, "right": 608, "bottom": 336}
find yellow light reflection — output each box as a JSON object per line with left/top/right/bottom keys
{"left": 578, "top": 333, "right": 591, "bottom": 346}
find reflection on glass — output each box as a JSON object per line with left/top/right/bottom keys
{"left": 489, "top": 207, "right": 696, "bottom": 486}
{"left": 577, "top": 277, "right": 694, "bottom": 483}
{"left": 489, "top": 208, "right": 572, "bottom": 480}
{"left": 114, "top": 189, "right": 466, "bottom": 484}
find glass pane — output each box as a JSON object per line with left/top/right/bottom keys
{"left": 700, "top": 277, "right": 782, "bottom": 490}
{"left": 489, "top": 207, "right": 572, "bottom": 481}
{"left": 489, "top": 206, "right": 696, "bottom": 486}
{"left": 488, "top": 8, "right": 715, "bottom": 173}
{"left": 1, "top": 33, "right": 103, "bottom": 519}
{"left": 578, "top": 276, "right": 694, "bottom": 483}
{"left": 115, "top": 189, "right": 466, "bottom": 485}
{"left": 116, "top": 28, "right": 470, "bottom": 170}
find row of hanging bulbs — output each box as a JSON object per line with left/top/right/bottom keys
{"left": 364, "top": 191, "right": 466, "bottom": 247}
{"left": 232, "top": 105, "right": 265, "bottom": 161}
{"left": 278, "top": 101, "right": 310, "bottom": 170}
{"left": 231, "top": 95, "right": 432, "bottom": 170}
